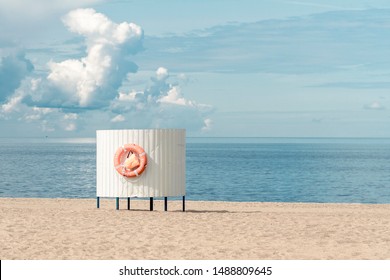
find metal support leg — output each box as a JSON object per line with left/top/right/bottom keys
{"left": 116, "top": 197, "right": 119, "bottom": 210}
{"left": 127, "top": 197, "right": 130, "bottom": 210}
{"left": 182, "top": 196, "right": 185, "bottom": 212}
{"left": 97, "top": 197, "right": 100, "bottom": 209}
{"left": 150, "top": 197, "right": 153, "bottom": 211}
{"left": 164, "top": 197, "right": 168, "bottom": 211}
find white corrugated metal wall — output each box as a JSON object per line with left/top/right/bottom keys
{"left": 96, "top": 129, "right": 186, "bottom": 198}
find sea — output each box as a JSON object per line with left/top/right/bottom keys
{"left": 0, "top": 137, "right": 389, "bottom": 203}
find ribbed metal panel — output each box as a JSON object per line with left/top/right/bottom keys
{"left": 96, "top": 129, "right": 186, "bottom": 198}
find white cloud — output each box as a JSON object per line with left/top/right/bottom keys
{"left": 0, "top": 93, "right": 79, "bottom": 132}
{"left": 1, "top": 9, "right": 213, "bottom": 135}
{"left": 156, "top": 67, "right": 169, "bottom": 81}
{"left": 63, "top": 113, "right": 78, "bottom": 120}
{"left": 111, "top": 114, "right": 125, "bottom": 122}
{"left": 364, "top": 101, "right": 385, "bottom": 110}
{"left": 158, "top": 86, "right": 188, "bottom": 106}
{"left": 177, "top": 73, "right": 189, "bottom": 84}
{"left": 65, "top": 123, "right": 77, "bottom": 131}
{"left": 39, "top": 8, "right": 143, "bottom": 108}
{"left": 202, "top": 118, "right": 212, "bottom": 132}
{"left": 118, "top": 90, "right": 139, "bottom": 101}
{"left": 110, "top": 67, "right": 213, "bottom": 131}
{"left": 40, "top": 120, "right": 55, "bottom": 132}
{"left": 1, "top": 95, "right": 23, "bottom": 114}
{"left": 30, "top": 78, "right": 41, "bottom": 91}
{"left": 2, "top": 8, "right": 143, "bottom": 111}
{"left": 62, "top": 8, "right": 142, "bottom": 46}
{"left": 24, "top": 107, "right": 57, "bottom": 122}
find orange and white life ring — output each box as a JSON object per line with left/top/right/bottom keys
{"left": 114, "top": 144, "right": 147, "bottom": 177}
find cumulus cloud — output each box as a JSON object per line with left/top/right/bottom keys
{"left": 0, "top": 89, "right": 79, "bottom": 132}
{"left": 0, "top": 51, "right": 33, "bottom": 103}
{"left": 1, "top": 8, "right": 213, "bottom": 134}
{"left": 156, "top": 67, "right": 169, "bottom": 81}
{"left": 27, "top": 8, "right": 143, "bottom": 109}
{"left": 110, "top": 67, "right": 213, "bottom": 131}
{"left": 159, "top": 86, "right": 188, "bottom": 106}
{"left": 0, "top": 94, "right": 24, "bottom": 117}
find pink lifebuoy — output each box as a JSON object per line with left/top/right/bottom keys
{"left": 114, "top": 144, "right": 147, "bottom": 177}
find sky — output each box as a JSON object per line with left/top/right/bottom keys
{"left": 1, "top": 0, "right": 390, "bottom": 137}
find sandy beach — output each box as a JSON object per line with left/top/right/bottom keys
{"left": 1, "top": 198, "right": 389, "bottom": 260}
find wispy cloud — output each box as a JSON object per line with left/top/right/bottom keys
{"left": 364, "top": 101, "right": 386, "bottom": 110}
{"left": 282, "top": 1, "right": 349, "bottom": 10}
{"left": 137, "top": 9, "right": 390, "bottom": 74}
{"left": 308, "top": 82, "right": 390, "bottom": 89}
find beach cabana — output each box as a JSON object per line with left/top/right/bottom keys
{"left": 96, "top": 129, "right": 186, "bottom": 211}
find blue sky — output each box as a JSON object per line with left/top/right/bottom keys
{"left": 1, "top": 0, "right": 390, "bottom": 137}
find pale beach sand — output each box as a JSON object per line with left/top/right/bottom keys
{"left": 1, "top": 198, "right": 389, "bottom": 260}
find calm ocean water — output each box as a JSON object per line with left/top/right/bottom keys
{"left": 0, "top": 137, "right": 389, "bottom": 203}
